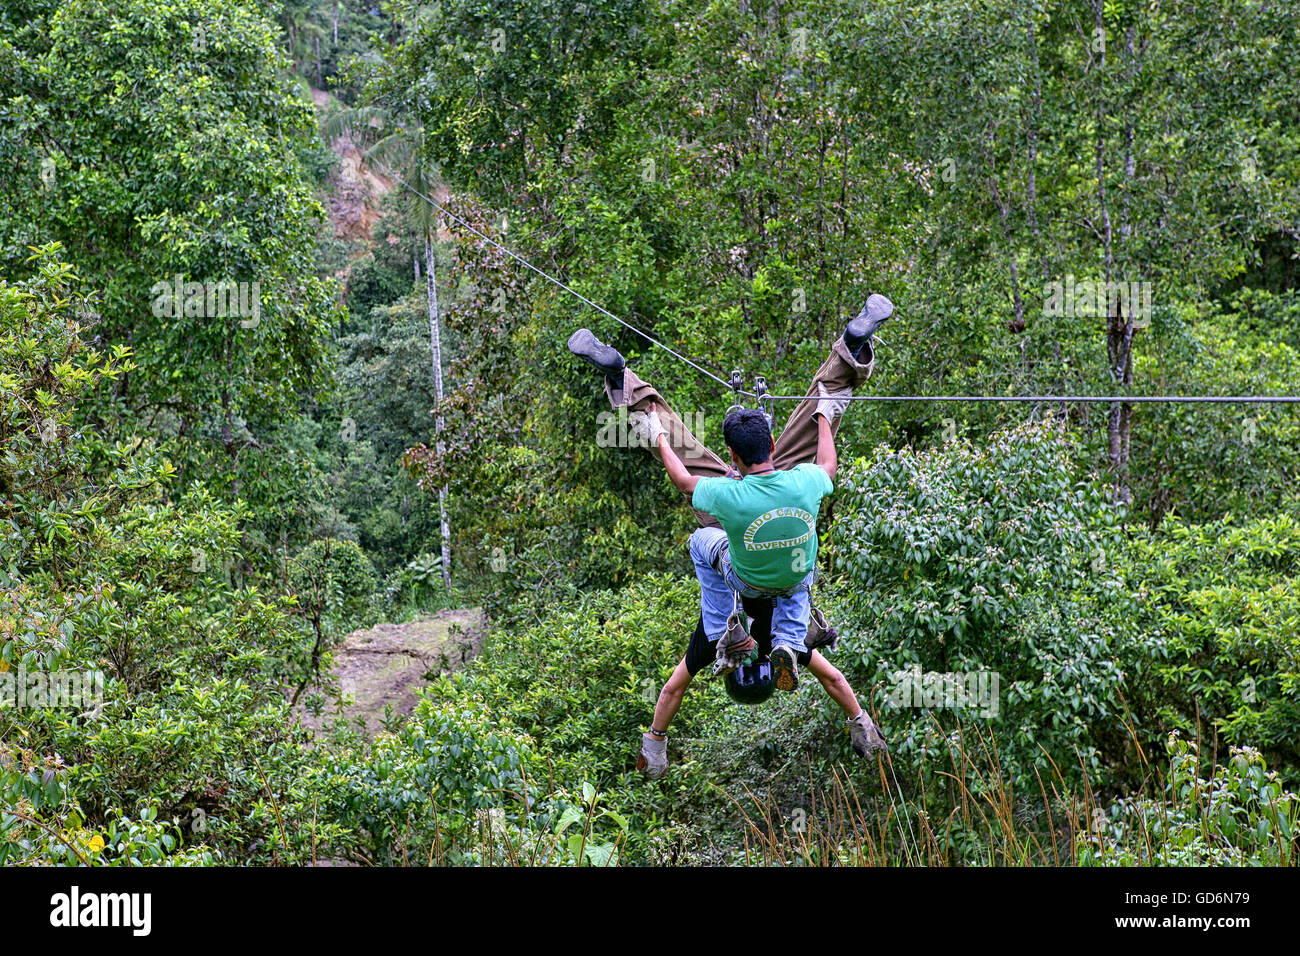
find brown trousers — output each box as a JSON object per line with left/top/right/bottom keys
{"left": 604, "top": 337, "right": 874, "bottom": 526}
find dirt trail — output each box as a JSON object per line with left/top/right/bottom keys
{"left": 301, "top": 608, "right": 485, "bottom": 736}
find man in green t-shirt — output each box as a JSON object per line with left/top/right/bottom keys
{"left": 569, "top": 295, "right": 894, "bottom": 777}
{"left": 662, "top": 406, "right": 835, "bottom": 692}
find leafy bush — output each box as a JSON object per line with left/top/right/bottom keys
{"left": 423, "top": 572, "right": 785, "bottom": 861}
{"left": 289, "top": 537, "right": 380, "bottom": 636}
{"left": 318, "top": 697, "right": 623, "bottom": 865}
{"left": 404, "top": 552, "right": 445, "bottom": 598}
{"left": 1116, "top": 509, "right": 1300, "bottom": 779}
{"left": 1131, "top": 319, "right": 1300, "bottom": 527}
{"left": 317, "top": 571, "right": 751, "bottom": 864}
{"left": 1, "top": 248, "right": 329, "bottom": 865}
{"left": 1082, "top": 735, "right": 1298, "bottom": 866}
{"left": 426, "top": 574, "right": 708, "bottom": 773}
{"left": 828, "top": 419, "right": 1127, "bottom": 789}
{"left": 0, "top": 742, "right": 217, "bottom": 866}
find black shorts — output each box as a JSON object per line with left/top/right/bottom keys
{"left": 684, "top": 595, "right": 813, "bottom": 677}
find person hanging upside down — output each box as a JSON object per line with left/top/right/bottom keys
{"left": 568, "top": 295, "right": 895, "bottom": 778}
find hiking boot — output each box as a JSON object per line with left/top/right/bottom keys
{"left": 567, "top": 328, "right": 626, "bottom": 388}
{"left": 847, "top": 711, "right": 889, "bottom": 757}
{"left": 771, "top": 644, "right": 799, "bottom": 692}
{"left": 637, "top": 732, "right": 668, "bottom": 779}
{"left": 805, "top": 607, "right": 839, "bottom": 653}
{"left": 843, "top": 294, "right": 894, "bottom": 362}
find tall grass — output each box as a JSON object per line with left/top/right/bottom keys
{"left": 727, "top": 718, "right": 1298, "bottom": 867}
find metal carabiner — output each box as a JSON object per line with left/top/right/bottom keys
{"left": 753, "top": 375, "right": 774, "bottom": 428}
{"left": 725, "top": 368, "right": 746, "bottom": 417}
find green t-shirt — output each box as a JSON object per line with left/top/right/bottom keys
{"left": 691, "top": 462, "right": 833, "bottom": 589}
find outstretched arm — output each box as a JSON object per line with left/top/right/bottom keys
{"left": 638, "top": 402, "right": 703, "bottom": 494}
{"left": 657, "top": 427, "right": 701, "bottom": 496}
{"left": 815, "top": 411, "right": 837, "bottom": 481}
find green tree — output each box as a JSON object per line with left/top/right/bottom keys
{"left": 0, "top": 0, "right": 341, "bottom": 563}
{"left": 322, "top": 106, "right": 454, "bottom": 587}
{"left": 1, "top": 246, "right": 332, "bottom": 864}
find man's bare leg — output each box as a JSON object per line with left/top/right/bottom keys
{"left": 806, "top": 650, "right": 861, "bottom": 718}
{"left": 807, "top": 651, "right": 889, "bottom": 756}
{"left": 649, "top": 653, "right": 876, "bottom": 729}
{"left": 649, "top": 658, "right": 693, "bottom": 737}
{"left": 638, "top": 656, "right": 693, "bottom": 778}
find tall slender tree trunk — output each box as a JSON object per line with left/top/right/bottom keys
{"left": 988, "top": 165, "right": 1024, "bottom": 331}
{"left": 1118, "top": 25, "right": 1139, "bottom": 507}
{"left": 1095, "top": 0, "right": 1132, "bottom": 506}
{"left": 425, "top": 231, "right": 452, "bottom": 589}
{"left": 1104, "top": 22, "right": 1140, "bottom": 509}
{"left": 1025, "top": 12, "right": 1046, "bottom": 284}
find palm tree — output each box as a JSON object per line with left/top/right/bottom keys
{"left": 323, "top": 106, "right": 452, "bottom": 588}
{"left": 283, "top": 2, "right": 327, "bottom": 84}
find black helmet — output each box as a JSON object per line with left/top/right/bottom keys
{"left": 725, "top": 656, "right": 775, "bottom": 705}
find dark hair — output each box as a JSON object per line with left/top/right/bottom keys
{"left": 722, "top": 409, "right": 773, "bottom": 466}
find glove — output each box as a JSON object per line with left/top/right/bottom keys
{"left": 805, "top": 607, "right": 840, "bottom": 652}
{"left": 628, "top": 408, "right": 667, "bottom": 447}
{"left": 711, "top": 613, "right": 758, "bottom": 676}
{"left": 815, "top": 382, "right": 851, "bottom": 422}
{"left": 637, "top": 732, "right": 668, "bottom": 778}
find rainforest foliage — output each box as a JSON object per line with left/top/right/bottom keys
{"left": 1, "top": 0, "right": 1297, "bottom": 865}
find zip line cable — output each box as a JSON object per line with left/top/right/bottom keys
{"left": 380, "top": 147, "right": 1291, "bottom": 836}
{"left": 381, "top": 163, "right": 1300, "bottom": 408}
{"left": 376, "top": 162, "right": 740, "bottom": 393}
{"left": 764, "top": 393, "right": 1300, "bottom": 403}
